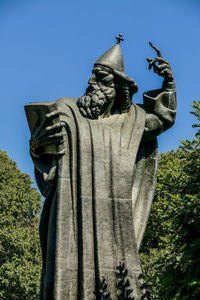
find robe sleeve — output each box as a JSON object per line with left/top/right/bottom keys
{"left": 30, "top": 151, "right": 57, "bottom": 197}
{"left": 133, "top": 82, "right": 176, "bottom": 249}
{"left": 142, "top": 81, "right": 177, "bottom": 142}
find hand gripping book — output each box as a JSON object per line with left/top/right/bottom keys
{"left": 24, "top": 101, "right": 65, "bottom": 156}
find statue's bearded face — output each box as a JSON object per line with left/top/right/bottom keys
{"left": 77, "top": 65, "right": 116, "bottom": 119}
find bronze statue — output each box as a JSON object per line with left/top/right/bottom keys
{"left": 25, "top": 35, "right": 176, "bottom": 299}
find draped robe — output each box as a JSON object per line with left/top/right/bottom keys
{"left": 31, "top": 86, "right": 176, "bottom": 300}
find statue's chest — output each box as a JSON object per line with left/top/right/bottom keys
{"left": 76, "top": 118, "right": 138, "bottom": 199}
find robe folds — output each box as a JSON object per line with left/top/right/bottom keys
{"left": 32, "top": 87, "right": 176, "bottom": 300}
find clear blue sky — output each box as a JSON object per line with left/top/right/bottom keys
{"left": 0, "top": 0, "right": 200, "bottom": 184}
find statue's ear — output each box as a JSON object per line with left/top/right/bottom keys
{"left": 129, "top": 80, "right": 138, "bottom": 95}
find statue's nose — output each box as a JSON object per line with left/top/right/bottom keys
{"left": 88, "top": 73, "right": 96, "bottom": 84}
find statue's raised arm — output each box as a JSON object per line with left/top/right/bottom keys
{"left": 142, "top": 41, "right": 177, "bottom": 142}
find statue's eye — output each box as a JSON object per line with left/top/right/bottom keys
{"left": 95, "top": 71, "right": 109, "bottom": 78}
{"left": 101, "top": 74, "right": 114, "bottom": 83}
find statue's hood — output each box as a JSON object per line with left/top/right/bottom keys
{"left": 94, "top": 42, "right": 124, "bottom": 72}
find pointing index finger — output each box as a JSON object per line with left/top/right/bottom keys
{"left": 149, "top": 41, "right": 163, "bottom": 58}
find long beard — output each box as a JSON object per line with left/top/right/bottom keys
{"left": 77, "top": 83, "right": 116, "bottom": 119}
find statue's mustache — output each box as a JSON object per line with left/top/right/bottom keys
{"left": 86, "top": 83, "right": 99, "bottom": 95}
{"left": 86, "top": 82, "right": 115, "bottom": 100}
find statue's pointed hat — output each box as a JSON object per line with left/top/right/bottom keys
{"left": 95, "top": 34, "right": 124, "bottom": 72}
{"left": 94, "top": 34, "right": 138, "bottom": 94}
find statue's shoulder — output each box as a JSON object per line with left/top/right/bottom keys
{"left": 56, "top": 97, "right": 78, "bottom": 112}
{"left": 133, "top": 103, "right": 143, "bottom": 110}
{"left": 56, "top": 97, "right": 78, "bottom": 105}
{"left": 132, "top": 103, "right": 145, "bottom": 114}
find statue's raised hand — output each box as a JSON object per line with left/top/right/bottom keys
{"left": 30, "top": 110, "right": 66, "bottom": 157}
{"left": 147, "top": 41, "right": 174, "bottom": 82}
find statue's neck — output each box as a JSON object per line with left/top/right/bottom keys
{"left": 99, "top": 98, "right": 115, "bottom": 119}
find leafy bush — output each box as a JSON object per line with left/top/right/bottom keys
{"left": 0, "top": 151, "right": 42, "bottom": 299}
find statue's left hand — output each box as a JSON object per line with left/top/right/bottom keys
{"left": 146, "top": 41, "right": 174, "bottom": 82}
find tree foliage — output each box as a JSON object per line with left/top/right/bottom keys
{"left": 0, "top": 151, "right": 42, "bottom": 299}
{"left": 140, "top": 101, "right": 200, "bottom": 299}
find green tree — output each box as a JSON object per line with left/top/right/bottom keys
{"left": 140, "top": 101, "right": 200, "bottom": 299}
{"left": 0, "top": 151, "right": 42, "bottom": 299}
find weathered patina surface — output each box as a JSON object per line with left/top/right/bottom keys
{"left": 25, "top": 36, "right": 176, "bottom": 299}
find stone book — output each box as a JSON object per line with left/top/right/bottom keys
{"left": 24, "top": 101, "right": 65, "bottom": 156}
